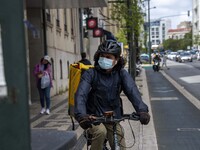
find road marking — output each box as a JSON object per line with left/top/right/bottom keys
{"left": 151, "top": 97, "right": 179, "bottom": 101}
{"left": 177, "top": 128, "right": 200, "bottom": 132}
{"left": 180, "top": 75, "right": 200, "bottom": 84}
{"left": 153, "top": 90, "right": 174, "bottom": 93}
{"left": 161, "top": 71, "right": 200, "bottom": 110}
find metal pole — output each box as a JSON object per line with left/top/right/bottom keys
{"left": 127, "top": 0, "right": 135, "bottom": 80}
{"left": 148, "top": 0, "right": 151, "bottom": 64}
{"left": 79, "top": 8, "right": 84, "bottom": 53}
{"left": 42, "top": 0, "right": 47, "bottom": 55}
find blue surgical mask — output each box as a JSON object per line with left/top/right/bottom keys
{"left": 98, "top": 57, "right": 114, "bottom": 69}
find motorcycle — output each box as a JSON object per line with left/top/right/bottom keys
{"left": 136, "top": 63, "right": 142, "bottom": 76}
{"left": 153, "top": 61, "right": 160, "bottom": 72}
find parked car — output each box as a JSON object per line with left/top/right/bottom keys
{"left": 175, "top": 50, "right": 184, "bottom": 61}
{"left": 165, "top": 50, "right": 172, "bottom": 54}
{"left": 177, "top": 52, "right": 192, "bottom": 63}
{"left": 197, "top": 52, "right": 200, "bottom": 61}
{"left": 167, "top": 52, "right": 177, "bottom": 60}
{"left": 140, "top": 54, "right": 149, "bottom": 63}
{"left": 189, "top": 50, "right": 197, "bottom": 60}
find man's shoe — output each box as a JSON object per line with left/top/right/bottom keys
{"left": 46, "top": 109, "right": 50, "bottom": 115}
{"left": 40, "top": 108, "right": 46, "bottom": 114}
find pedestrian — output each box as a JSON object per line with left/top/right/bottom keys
{"left": 74, "top": 40, "right": 150, "bottom": 150}
{"left": 34, "top": 55, "right": 53, "bottom": 115}
{"left": 162, "top": 52, "right": 169, "bottom": 69}
{"left": 78, "top": 52, "right": 92, "bottom": 65}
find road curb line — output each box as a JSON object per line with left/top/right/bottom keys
{"left": 139, "top": 68, "right": 158, "bottom": 150}
{"left": 161, "top": 70, "right": 200, "bottom": 110}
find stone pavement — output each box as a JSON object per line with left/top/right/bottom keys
{"left": 30, "top": 66, "right": 158, "bottom": 150}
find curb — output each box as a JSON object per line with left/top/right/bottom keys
{"left": 139, "top": 68, "right": 158, "bottom": 150}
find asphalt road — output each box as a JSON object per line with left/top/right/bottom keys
{"left": 164, "top": 60, "right": 200, "bottom": 100}
{"left": 145, "top": 60, "right": 200, "bottom": 150}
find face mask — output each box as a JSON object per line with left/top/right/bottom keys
{"left": 98, "top": 57, "right": 114, "bottom": 70}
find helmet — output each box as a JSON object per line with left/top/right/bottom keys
{"left": 97, "top": 40, "right": 121, "bottom": 57}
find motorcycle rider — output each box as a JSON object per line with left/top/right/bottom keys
{"left": 153, "top": 53, "right": 161, "bottom": 71}
{"left": 74, "top": 40, "right": 150, "bottom": 150}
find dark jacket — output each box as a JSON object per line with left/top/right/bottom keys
{"left": 153, "top": 55, "right": 161, "bottom": 63}
{"left": 79, "top": 58, "right": 92, "bottom": 65}
{"left": 74, "top": 66, "right": 148, "bottom": 122}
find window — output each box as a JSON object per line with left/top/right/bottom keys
{"left": 56, "top": 9, "right": 60, "bottom": 27}
{"left": 0, "top": 25, "right": 7, "bottom": 97}
{"left": 64, "top": 9, "right": 68, "bottom": 32}
{"left": 60, "top": 59, "right": 63, "bottom": 79}
{"left": 51, "top": 58, "right": 55, "bottom": 80}
{"left": 70, "top": 9, "right": 74, "bottom": 36}
{"left": 46, "top": 9, "right": 51, "bottom": 22}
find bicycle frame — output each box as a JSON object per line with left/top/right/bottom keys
{"left": 113, "top": 122, "right": 120, "bottom": 150}
{"left": 84, "top": 112, "right": 139, "bottom": 150}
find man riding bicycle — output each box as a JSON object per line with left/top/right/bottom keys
{"left": 74, "top": 40, "right": 150, "bottom": 150}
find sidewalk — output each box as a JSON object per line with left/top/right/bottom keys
{"left": 30, "top": 92, "right": 77, "bottom": 150}
{"left": 30, "top": 66, "right": 158, "bottom": 150}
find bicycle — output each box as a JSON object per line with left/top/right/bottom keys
{"left": 83, "top": 111, "right": 140, "bottom": 150}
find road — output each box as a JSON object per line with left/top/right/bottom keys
{"left": 164, "top": 60, "right": 200, "bottom": 100}
{"left": 145, "top": 60, "right": 200, "bottom": 150}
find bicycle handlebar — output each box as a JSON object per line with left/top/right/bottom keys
{"left": 92, "top": 112, "right": 140, "bottom": 124}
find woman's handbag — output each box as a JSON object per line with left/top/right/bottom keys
{"left": 41, "top": 71, "right": 50, "bottom": 89}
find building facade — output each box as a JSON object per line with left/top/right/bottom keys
{"left": 150, "top": 19, "right": 171, "bottom": 49}
{"left": 26, "top": 1, "right": 107, "bottom": 103}
{"left": 193, "top": 0, "right": 200, "bottom": 49}
{"left": 167, "top": 21, "right": 192, "bottom": 39}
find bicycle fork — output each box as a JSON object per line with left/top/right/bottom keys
{"left": 113, "top": 123, "right": 120, "bottom": 150}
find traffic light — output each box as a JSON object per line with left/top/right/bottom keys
{"left": 188, "top": 10, "right": 190, "bottom": 17}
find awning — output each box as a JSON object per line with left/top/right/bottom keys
{"left": 26, "top": 0, "right": 108, "bottom": 8}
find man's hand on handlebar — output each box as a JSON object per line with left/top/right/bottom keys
{"left": 138, "top": 112, "right": 150, "bottom": 125}
{"left": 79, "top": 115, "right": 96, "bottom": 130}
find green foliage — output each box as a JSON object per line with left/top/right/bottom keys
{"left": 115, "top": 29, "right": 127, "bottom": 45}
{"left": 110, "top": 0, "right": 144, "bottom": 46}
{"left": 194, "top": 34, "right": 200, "bottom": 45}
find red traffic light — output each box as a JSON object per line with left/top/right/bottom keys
{"left": 93, "top": 28, "right": 103, "bottom": 37}
{"left": 86, "top": 17, "right": 98, "bottom": 30}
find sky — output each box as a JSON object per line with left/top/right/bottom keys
{"left": 146, "top": 0, "right": 192, "bottom": 29}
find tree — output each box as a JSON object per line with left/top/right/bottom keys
{"left": 163, "top": 30, "right": 192, "bottom": 51}
{"left": 111, "top": 1, "right": 144, "bottom": 58}
{"left": 110, "top": 0, "right": 144, "bottom": 79}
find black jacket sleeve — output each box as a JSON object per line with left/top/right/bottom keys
{"left": 74, "top": 69, "right": 94, "bottom": 122}
{"left": 120, "top": 69, "right": 149, "bottom": 113}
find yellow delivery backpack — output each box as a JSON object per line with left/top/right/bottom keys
{"left": 68, "top": 62, "right": 94, "bottom": 118}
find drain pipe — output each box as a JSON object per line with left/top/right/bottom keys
{"left": 42, "top": 0, "right": 47, "bottom": 55}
